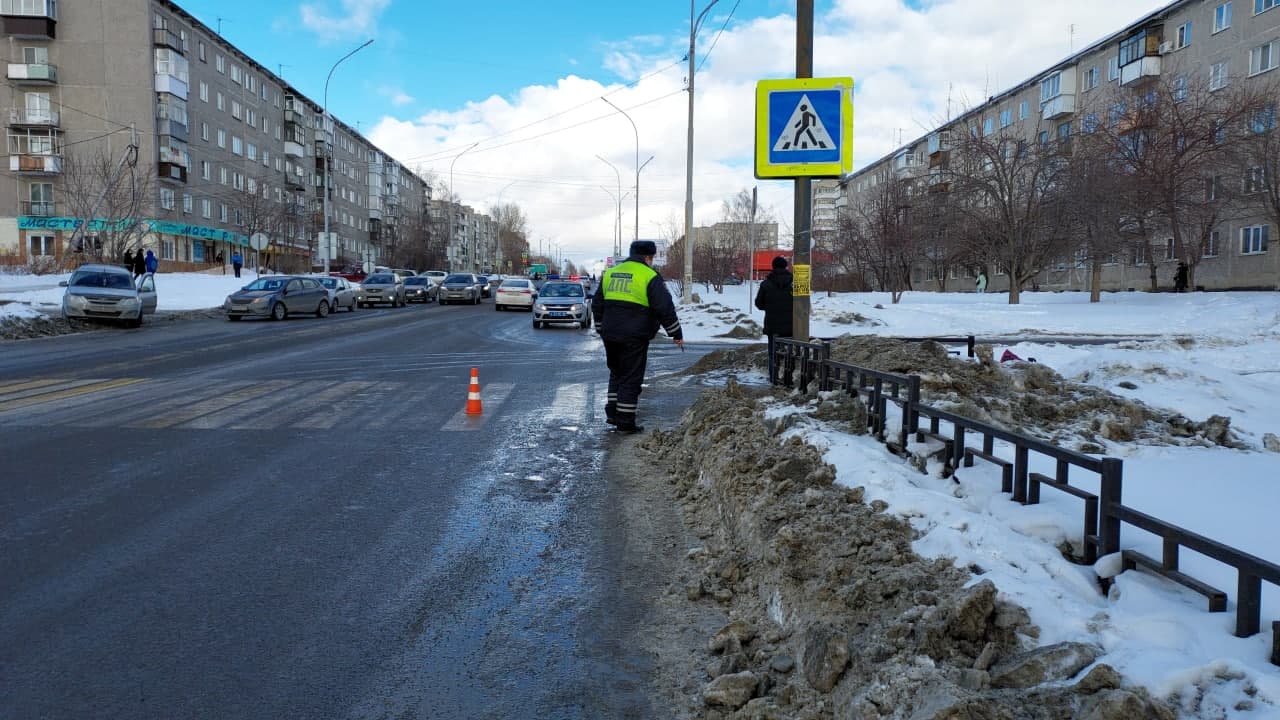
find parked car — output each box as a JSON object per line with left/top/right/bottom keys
{"left": 224, "top": 275, "right": 331, "bottom": 321}
{"left": 532, "top": 281, "right": 592, "bottom": 329}
{"left": 476, "top": 275, "right": 493, "bottom": 298}
{"left": 494, "top": 277, "right": 537, "bottom": 311}
{"left": 60, "top": 264, "right": 157, "bottom": 328}
{"left": 393, "top": 268, "right": 417, "bottom": 278}
{"left": 316, "top": 275, "right": 358, "bottom": 312}
{"left": 438, "top": 273, "right": 483, "bottom": 305}
{"left": 356, "top": 273, "right": 406, "bottom": 308}
{"left": 403, "top": 276, "right": 438, "bottom": 303}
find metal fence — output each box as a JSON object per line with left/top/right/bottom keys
{"left": 773, "top": 336, "right": 1280, "bottom": 665}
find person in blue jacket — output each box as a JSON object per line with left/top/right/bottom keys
{"left": 590, "top": 240, "right": 683, "bottom": 433}
{"left": 144, "top": 249, "right": 158, "bottom": 274}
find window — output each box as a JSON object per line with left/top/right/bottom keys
{"left": 247, "top": 143, "right": 257, "bottom": 160}
{"left": 202, "top": 198, "right": 212, "bottom": 218}
{"left": 1082, "top": 112, "right": 1100, "bottom": 133}
{"left": 231, "top": 100, "right": 241, "bottom": 120}
{"left": 1174, "top": 21, "right": 1192, "bottom": 50}
{"left": 1108, "top": 100, "right": 1127, "bottom": 127}
{"left": 1164, "top": 238, "right": 1176, "bottom": 261}
{"left": 247, "top": 177, "right": 257, "bottom": 194}
{"left": 153, "top": 48, "right": 189, "bottom": 82}
{"left": 247, "top": 109, "right": 256, "bottom": 127}
{"left": 22, "top": 46, "right": 48, "bottom": 64}
{"left": 1215, "top": 2, "right": 1232, "bottom": 32}
{"left": 1133, "top": 243, "right": 1148, "bottom": 265}
{"left": 983, "top": 117, "right": 994, "bottom": 135}
{"left": 199, "top": 41, "right": 206, "bottom": 62}
{"left": 1082, "top": 66, "right": 1099, "bottom": 91}
{"left": 1252, "top": 104, "right": 1276, "bottom": 133}
{"left": 231, "top": 65, "right": 241, "bottom": 84}
{"left": 219, "top": 166, "right": 228, "bottom": 185}
{"left": 1205, "top": 230, "right": 1221, "bottom": 257}
{"left": 999, "top": 109, "right": 1012, "bottom": 128}
{"left": 1119, "top": 32, "right": 1149, "bottom": 66}
{"left": 1057, "top": 120, "right": 1072, "bottom": 142}
{"left": 1257, "top": 0, "right": 1278, "bottom": 13}
{"left": 1108, "top": 57, "right": 1120, "bottom": 81}
{"left": 1017, "top": 100, "right": 1028, "bottom": 120}
{"left": 1246, "top": 165, "right": 1267, "bottom": 192}
{"left": 1207, "top": 175, "right": 1223, "bottom": 200}
{"left": 1241, "top": 225, "right": 1269, "bottom": 253}
{"left": 232, "top": 136, "right": 242, "bottom": 156}
{"left": 28, "top": 182, "right": 52, "bottom": 214}
{"left": 1040, "top": 72, "right": 1061, "bottom": 103}
{"left": 216, "top": 54, "right": 225, "bottom": 73}
{"left": 1038, "top": 130, "right": 1049, "bottom": 145}
{"left": 219, "top": 204, "right": 228, "bottom": 222}
{"left": 200, "top": 121, "right": 208, "bottom": 141}
{"left": 1173, "top": 76, "right": 1188, "bottom": 102}
{"left": 160, "top": 188, "right": 175, "bottom": 210}
{"left": 1250, "top": 40, "right": 1278, "bottom": 75}
{"left": 198, "top": 82, "right": 208, "bottom": 103}
{"left": 28, "top": 235, "right": 53, "bottom": 257}
{"left": 216, "top": 92, "right": 224, "bottom": 111}
{"left": 1210, "top": 61, "right": 1229, "bottom": 90}
{"left": 200, "top": 160, "right": 211, "bottom": 180}
{"left": 233, "top": 172, "right": 244, "bottom": 190}
{"left": 217, "top": 129, "right": 225, "bottom": 148}
{"left": 182, "top": 193, "right": 192, "bottom": 213}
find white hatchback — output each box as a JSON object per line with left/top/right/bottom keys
{"left": 494, "top": 277, "right": 537, "bottom": 311}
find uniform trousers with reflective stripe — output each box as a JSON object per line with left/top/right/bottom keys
{"left": 603, "top": 338, "right": 650, "bottom": 424}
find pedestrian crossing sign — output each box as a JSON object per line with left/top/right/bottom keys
{"left": 754, "top": 77, "right": 854, "bottom": 179}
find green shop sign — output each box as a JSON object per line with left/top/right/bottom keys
{"left": 18, "top": 216, "right": 250, "bottom": 246}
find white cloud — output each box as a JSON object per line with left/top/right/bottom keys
{"left": 369, "top": 0, "right": 1168, "bottom": 265}
{"left": 299, "top": 0, "right": 390, "bottom": 42}
{"left": 376, "top": 86, "right": 414, "bottom": 107}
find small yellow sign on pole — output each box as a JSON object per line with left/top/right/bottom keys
{"left": 792, "top": 264, "right": 811, "bottom": 296}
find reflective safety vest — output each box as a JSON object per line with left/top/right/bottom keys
{"left": 601, "top": 260, "right": 656, "bottom": 308}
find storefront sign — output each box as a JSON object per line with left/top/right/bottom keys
{"left": 18, "top": 216, "right": 249, "bottom": 246}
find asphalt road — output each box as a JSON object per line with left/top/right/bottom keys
{"left": 0, "top": 300, "right": 711, "bottom": 719}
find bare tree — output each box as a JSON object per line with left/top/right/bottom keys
{"left": 843, "top": 174, "right": 917, "bottom": 303}
{"left": 945, "top": 123, "right": 1074, "bottom": 303}
{"left": 58, "top": 144, "right": 154, "bottom": 267}
{"left": 489, "top": 202, "right": 531, "bottom": 274}
{"left": 1243, "top": 88, "right": 1280, "bottom": 276}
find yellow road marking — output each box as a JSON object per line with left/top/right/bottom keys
{"left": 0, "top": 378, "right": 65, "bottom": 395}
{"left": 0, "top": 378, "right": 146, "bottom": 414}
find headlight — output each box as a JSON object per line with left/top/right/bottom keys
{"left": 118, "top": 297, "right": 140, "bottom": 308}
{"left": 571, "top": 304, "right": 584, "bottom": 312}
{"left": 534, "top": 303, "right": 546, "bottom": 312}
{"left": 251, "top": 296, "right": 269, "bottom": 305}
{"left": 65, "top": 295, "right": 88, "bottom": 309}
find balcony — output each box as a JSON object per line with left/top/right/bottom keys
{"left": 1041, "top": 93, "right": 1076, "bottom": 120}
{"left": 1121, "top": 56, "right": 1161, "bottom": 86}
{"left": 284, "top": 140, "right": 305, "bottom": 159}
{"left": 152, "top": 27, "right": 182, "bottom": 52}
{"left": 158, "top": 161, "right": 187, "bottom": 183}
{"left": 1, "top": 0, "right": 58, "bottom": 39}
{"left": 9, "top": 153, "right": 61, "bottom": 174}
{"left": 7, "top": 62, "right": 56, "bottom": 83}
{"left": 154, "top": 73, "right": 188, "bottom": 100}
{"left": 20, "top": 200, "right": 56, "bottom": 216}
{"left": 8, "top": 107, "right": 59, "bottom": 127}
{"left": 284, "top": 108, "right": 307, "bottom": 127}
{"left": 155, "top": 117, "right": 188, "bottom": 142}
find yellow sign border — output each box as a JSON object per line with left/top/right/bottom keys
{"left": 754, "top": 77, "right": 854, "bottom": 179}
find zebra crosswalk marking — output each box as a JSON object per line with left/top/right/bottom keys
{"left": 0, "top": 378, "right": 146, "bottom": 414}
{"left": 255, "top": 381, "right": 378, "bottom": 431}
{"left": 136, "top": 380, "right": 297, "bottom": 429}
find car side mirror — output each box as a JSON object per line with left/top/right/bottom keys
{"left": 59, "top": 280, "right": 68, "bottom": 287}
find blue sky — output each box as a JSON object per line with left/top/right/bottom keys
{"left": 174, "top": 0, "right": 1169, "bottom": 266}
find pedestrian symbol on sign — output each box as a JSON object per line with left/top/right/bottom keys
{"left": 773, "top": 94, "right": 835, "bottom": 152}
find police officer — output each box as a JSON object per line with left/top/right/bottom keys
{"left": 591, "top": 240, "right": 684, "bottom": 433}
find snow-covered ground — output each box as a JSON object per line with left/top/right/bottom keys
{"left": 4, "top": 271, "right": 1279, "bottom": 715}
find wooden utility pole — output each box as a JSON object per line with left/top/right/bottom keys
{"left": 792, "top": 0, "right": 814, "bottom": 341}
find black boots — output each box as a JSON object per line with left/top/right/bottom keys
{"left": 605, "top": 401, "right": 617, "bottom": 426}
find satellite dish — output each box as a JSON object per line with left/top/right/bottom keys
{"left": 249, "top": 233, "right": 270, "bottom": 251}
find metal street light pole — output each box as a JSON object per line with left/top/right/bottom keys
{"left": 596, "top": 155, "right": 623, "bottom": 255}
{"left": 322, "top": 38, "right": 373, "bottom": 274}
{"left": 448, "top": 142, "right": 479, "bottom": 271}
{"left": 684, "top": 0, "right": 719, "bottom": 303}
{"left": 601, "top": 97, "right": 643, "bottom": 250}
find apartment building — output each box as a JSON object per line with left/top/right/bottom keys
{"left": 840, "top": 0, "right": 1280, "bottom": 292}
{"left": 0, "top": 0, "right": 440, "bottom": 271}
{"left": 429, "top": 199, "right": 500, "bottom": 273}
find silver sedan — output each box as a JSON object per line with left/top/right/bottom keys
{"left": 317, "top": 276, "right": 358, "bottom": 312}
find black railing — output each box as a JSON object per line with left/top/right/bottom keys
{"left": 769, "top": 337, "right": 1278, "bottom": 663}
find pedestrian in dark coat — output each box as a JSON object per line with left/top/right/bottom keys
{"left": 590, "top": 240, "right": 684, "bottom": 433}
{"left": 755, "top": 256, "right": 794, "bottom": 384}
{"left": 144, "top": 249, "right": 158, "bottom": 274}
{"left": 1174, "top": 262, "right": 1189, "bottom": 293}
{"left": 131, "top": 249, "right": 146, "bottom": 279}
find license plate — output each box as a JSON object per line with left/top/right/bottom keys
{"left": 549, "top": 311, "right": 568, "bottom": 318}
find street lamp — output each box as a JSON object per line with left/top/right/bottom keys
{"left": 599, "top": 186, "right": 629, "bottom": 252}
{"left": 595, "top": 154, "right": 622, "bottom": 256}
{"left": 322, "top": 38, "right": 373, "bottom": 274}
{"left": 449, "top": 142, "right": 479, "bottom": 271}
{"left": 601, "top": 96, "right": 644, "bottom": 249}
{"left": 684, "top": 0, "right": 720, "bottom": 302}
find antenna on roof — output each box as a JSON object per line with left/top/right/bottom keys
{"left": 1069, "top": 24, "right": 1076, "bottom": 52}
{"left": 217, "top": 17, "right": 230, "bottom": 35}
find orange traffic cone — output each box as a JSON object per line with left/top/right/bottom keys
{"left": 465, "top": 367, "right": 483, "bottom": 415}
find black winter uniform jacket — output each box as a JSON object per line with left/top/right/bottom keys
{"left": 754, "top": 269, "right": 793, "bottom": 336}
{"left": 590, "top": 257, "right": 683, "bottom": 342}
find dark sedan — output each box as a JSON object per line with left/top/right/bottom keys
{"left": 403, "top": 276, "right": 438, "bottom": 303}
{"left": 438, "top": 273, "right": 483, "bottom": 305}
{"left": 224, "top": 276, "right": 331, "bottom": 321}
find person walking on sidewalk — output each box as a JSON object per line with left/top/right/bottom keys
{"left": 231, "top": 250, "right": 243, "bottom": 278}
{"left": 755, "top": 256, "right": 794, "bottom": 385}
{"left": 144, "top": 249, "right": 158, "bottom": 274}
{"left": 591, "top": 240, "right": 684, "bottom": 434}
{"left": 131, "top": 249, "right": 146, "bottom": 280}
